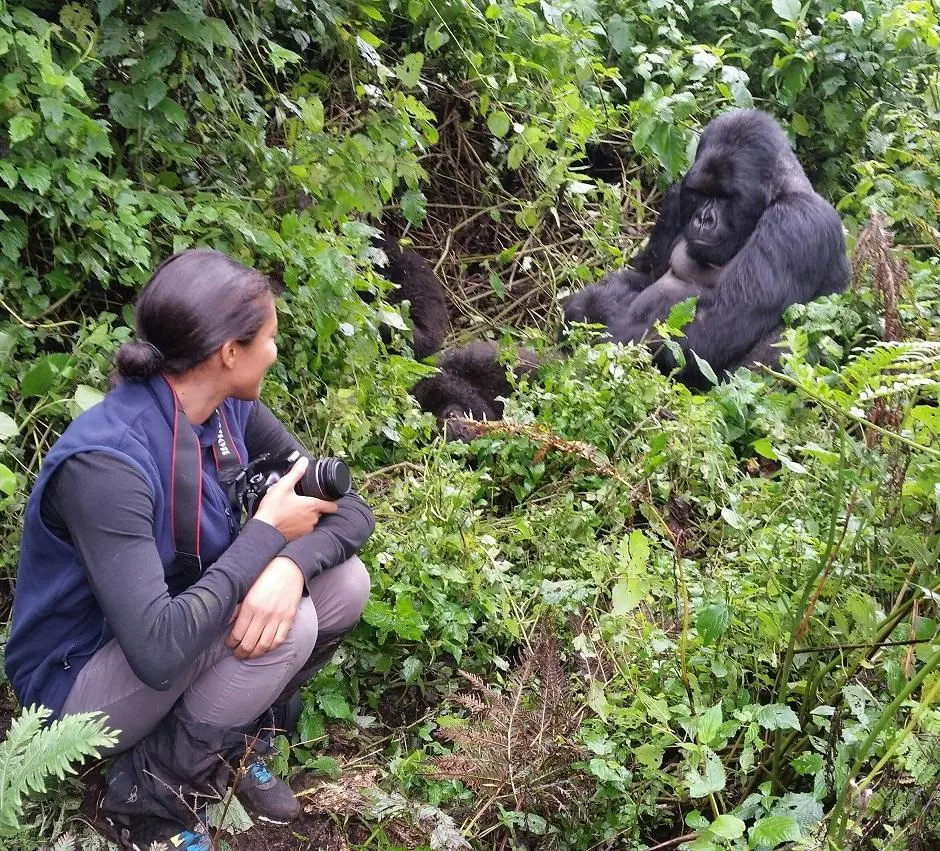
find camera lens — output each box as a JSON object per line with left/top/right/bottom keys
{"left": 299, "top": 457, "right": 352, "bottom": 501}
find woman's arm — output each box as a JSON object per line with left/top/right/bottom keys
{"left": 42, "top": 452, "right": 287, "bottom": 690}
{"left": 244, "top": 403, "right": 376, "bottom": 580}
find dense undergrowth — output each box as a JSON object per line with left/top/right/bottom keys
{"left": 0, "top": 0, "right": 938, "bottom": 848}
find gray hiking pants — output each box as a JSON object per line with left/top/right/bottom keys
{"left": 61, "top": 555, "right": 370, "bottom": 754}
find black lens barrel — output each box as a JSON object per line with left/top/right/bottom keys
{"left": 299, "top": 457, "right": 352, "bottom": 501}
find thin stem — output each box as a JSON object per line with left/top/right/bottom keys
{"left": 828, "top": 646, "right": 940, "bottom": 843}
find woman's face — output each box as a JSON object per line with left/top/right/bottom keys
{"left": 230, "top": 296, "right": 278, "bottom": 399}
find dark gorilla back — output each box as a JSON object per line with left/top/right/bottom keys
{"left": 376, "top": 238, "right": 449, "bottom": 360}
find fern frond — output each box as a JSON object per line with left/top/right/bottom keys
{"left": 0, "top": 706, "right": 117, "bottom": 834}
{"left": 51, "top": 832, "right": 75, "bottom": 851}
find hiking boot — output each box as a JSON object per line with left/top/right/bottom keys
{"left": 104, "top": 814, "right": 212, "bottom": 851}
{"left": 236, "top": 760, "right": 301, "bottom": 824}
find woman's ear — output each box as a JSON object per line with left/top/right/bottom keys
{"left": 220, "top": 341, "right": 238, "bottom": 369}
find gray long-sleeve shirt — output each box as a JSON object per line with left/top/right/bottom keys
{"left": 40, "top": 402, "right": 374, "bottom": 690}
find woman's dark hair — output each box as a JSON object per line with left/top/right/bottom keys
{"left": 115, "top": 249, "right": 274, "bottom": 380}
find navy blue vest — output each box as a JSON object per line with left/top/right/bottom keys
{"left": 6, "top": 375, "right": 254, "bottom": 716}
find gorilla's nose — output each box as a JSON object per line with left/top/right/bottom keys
{"left": 698, "top": 206, "right": 717, "bottom": 229}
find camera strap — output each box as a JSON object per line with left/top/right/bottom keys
{"left": 170, "top": 395, "right": 242, "bottom": 584}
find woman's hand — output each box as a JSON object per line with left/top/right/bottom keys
{"left": 252, "top": 456, "right": 338, "bottom": 541}
{"left": 227, "top": 556, "right": 305, "bottom": 659}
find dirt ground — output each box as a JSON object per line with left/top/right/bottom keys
{"left": 0, "top": 678, "right": 438, "bottom": 850}
{"left": 79, "top": 769, "right": 364, "bottom": 851}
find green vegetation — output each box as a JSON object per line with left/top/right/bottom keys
{"left": 0, "top": 0, "right": 938, "bottom": 848}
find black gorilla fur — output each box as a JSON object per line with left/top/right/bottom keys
{"left": 376, "top": 238, "right": 449, "bottom": 360}
{"left": 410, "top": 341, "right": 539, "bottom": 442}
{"left": 563, "top": 109, "right": 850, "bottom": 388}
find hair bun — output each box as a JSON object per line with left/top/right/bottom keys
{"left": 114, "top": 339, "right": 165, "bottom": 379}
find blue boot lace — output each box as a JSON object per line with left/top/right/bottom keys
{"left": 246, "top": 760, "right": 274, "bottom": 785}
{"left": 171, "top": 829, "right": 212, "bottom": 851}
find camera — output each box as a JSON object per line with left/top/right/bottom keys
{"left": 232, "top": 450, "right": 351, "bottom": 517}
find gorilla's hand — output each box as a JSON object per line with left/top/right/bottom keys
{"left": 562, "top": 269, "right": 649, "bottom": 330}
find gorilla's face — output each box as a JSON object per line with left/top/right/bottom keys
{"left": 679, "top": 145, "right": 767, "bottom": 268}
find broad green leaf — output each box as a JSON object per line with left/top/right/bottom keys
{"left": 98, "top": 0, "right": 120, "bottom": 20}
{"left": 739, "top": 742, "right": 755, "bottom": 773}
{"left": 665, "top": 296, "right": 697, "bottom": 331}
{"left": 9, "top": 115, "right": 34, "bottom": 144}
{"left": 587, "top": 680, "right": 612, "bottom": 721}
{"left": 635, "top": 743, "right": 663, "bottom": 769}
{"left": 754, "top": 704, "right": 800, "bottom": 731}
{"left": 158, "top": 98, "right": 187, "bottom": 128}
{"left": 637, "top": 690, "right": 671, "bottom": 725}
{"left": 692, "top": 351, "right": 719, "bottom": 385}
{"left": 507, "top": 141, "right": 526, "bottom": 169}
{"left": 650, "top": 122, "right": 687, "bottom": 178}
{"left": 697, "top": 703, "right": 723, "bottom": 746}
{"left": 686, "top": 746, "right": 726, "bottom": 797}
{"left": 0, "top": 412, "right": 17, "bottom": 441}
{"left": 19, "top": 164, "right": 51, "bottom": 194}
{"left": 362, "top": 599, "right": 396, "bottom": 637}
{"left": 790, "top": 752, "right": 823, "bottom": 775}
{"left": 400, "top": 189, "right": 426, "bottom": 225}
{"left": 792, "top": 112, "right": 809, "bottom": 136}
{"left": 686, "top": 810, "right": 710, "bottom": 830}
{"left": 606, "top": 14, "right": 634, "bottom": 54}
{"left": 710, "top": 814, "right": 746, "bottom": 840}
{"left": 749, "top": 814, "right": 801, "bottom": 847}
{"left": 20, "top": 355, "right": 72, "bottom": 399}
{"left": 425, "top": 24, "right": 449, "bottom": 51}
{"left": 487, "top": 110, "right": 511, "bottom": 138}
{"left": 206, "top": 796, "right": 253, "bottom": 831}
{"left": 842, "top": 10, "right": 863, "bottom": 34}
{"left": 619, "top": 530, "right": 650, "bottom": 570}
{"left": 304, "top": 755, "right": 341, "bottom": 777}
{"left": 298, "top": 708, "right": 326, "bottom": 744}
{"left": 774, "top": 792, "right": 824, "bottom": 827}
{"left": 0, "top": 463, "right": 16, "bottom": 496}
{"left": 771, "top": 0, "right": 801, "bottom": 23}
{"left": 588, "top": 757, "right": 625, "bottom": 785}
{"left": 268, "top": 43, "right": 302, "bottom": 71}
{"left": 402, "top": 655, "right": 422, "bottom": 683}
{"left": 300, "top": 96, "right": 324, "bottom": 133}
{"left": 70, "top": 385, "right": 105, "bottom": 419}
{"left": 160, "top": 10, "right": 209, "bottom": 42}
{"left": 611, "top": 577, "right": 644, "bottom": 615}
{"left": 751, "top": 438, "right": 778, "bottom": 460}
{"left": 317, "top": 691, "right": 353, "bottom": 719}
{"left": 488, "top": 272, "right": 505, "bottom": 299}
{"left": 0, "top": 162, "right": 17, "bottom": 188}
{"left": 696, "top": 602, "right": 731, "bottom": 645}
{"left": 396, "top": 52, "right": 424, "bottom": 87}
{"left": 360, "top": 4, "right": 386, "bottom": 21}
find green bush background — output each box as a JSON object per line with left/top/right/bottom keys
{"left": 0, "top": 0, "right": 938, "bottom": 848}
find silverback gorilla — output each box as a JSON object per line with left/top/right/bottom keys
{"left": 563, "top": 109, "right": 850, "bottom": 388}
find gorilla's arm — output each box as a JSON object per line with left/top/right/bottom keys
{"left": 654, "top": 192, "right": 848, "bottom": 386}
{"left": 381, "top": 242, "right": 449, "bottom": 359}
{"left": 563, "top": 269, "right": 650, "bottom": 328}
{"left": 563, "top": 184, "right": 688, "bottom": 330}
{"left": 630, "top": 184, "right": 687, "bottom": 279}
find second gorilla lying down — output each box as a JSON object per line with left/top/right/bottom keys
{"left": 410, "top": 341, "right": 539, "bottom": 442}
